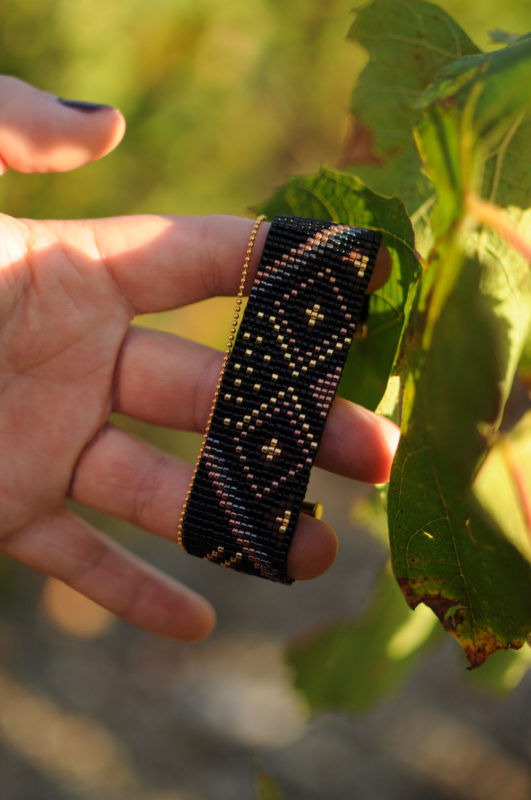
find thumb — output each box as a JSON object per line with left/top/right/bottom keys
{"left": 0, "top": 76, "right": 126, "bottom": 174}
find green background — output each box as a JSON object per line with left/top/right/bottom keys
{"left": 0, "top": 2, "right": 529, "bottom": 799}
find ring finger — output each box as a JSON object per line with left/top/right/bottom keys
{"left": 70, "top": 423, "right": 339, "bottom": 581}
{"left": 113, "top": 325, "right": 399, "bottom": 483}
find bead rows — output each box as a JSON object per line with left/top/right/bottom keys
{"left": 178, "top": 215, "right": 381, "bottom": 583}
{"left": 177, "top": 214, "right": 267, "bottom": 547}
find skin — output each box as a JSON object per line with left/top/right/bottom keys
{"left": 0, "top": 76, "right": 399, "bottom": 642}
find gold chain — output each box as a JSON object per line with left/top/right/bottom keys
{"left": 177, "top": 214, "right": 267, "bottom": 546}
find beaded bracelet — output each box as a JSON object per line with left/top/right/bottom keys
{"left": 178, "top": 214, "right": 381, "bottom": 583}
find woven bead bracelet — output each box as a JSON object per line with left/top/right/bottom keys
{"left": 177, "top": 214, "right": 381, "bottom": 583}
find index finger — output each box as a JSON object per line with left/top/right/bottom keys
{"left": 52, "top": 214, "right": 391, "bottom": 313}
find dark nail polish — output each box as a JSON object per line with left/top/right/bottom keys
{"left": 57, "top": 98, "right": 114, "bottom": 113}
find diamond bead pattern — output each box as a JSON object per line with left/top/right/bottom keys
{"left": 178, "top": 215, "right": 381, "bottom": 583}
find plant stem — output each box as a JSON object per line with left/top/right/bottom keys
{"left": 466, "top": 194, "right": 531, "bottom": 261}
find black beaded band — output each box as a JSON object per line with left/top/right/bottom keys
{"left": 178, "top": 215, "right": 381, "bottom": 583}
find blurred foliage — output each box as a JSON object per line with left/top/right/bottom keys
{"left": 0, "top": 0, "right": 527, "bottom": 224}
{"left": 287, "top": 564, "right": 441, "bottom": 713}
{"left": 0, "top": 0, "right": 530, "bottom": 713}
{"left": 0, "top": 0, "right": 363, "bottom": 221}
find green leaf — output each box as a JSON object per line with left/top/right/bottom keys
{"left": 253, "top": 166, "right": 419, "bottom": 409}
{"left": 388, "top": 219, "right": 531, "bottom": 666}
{"left": 416, "top": 35, "right": 531, "bottom": 236}
{"left": 474, "top": 410, "right": 531, "bottom": 564}
{"left": 419, "top": 35, "right": 531, "bottom": 139}
{"left": 466, "top": 413, "right": 531, "bottom": 690}
{"left": 345, "top": 0, "right": 479, "bottom": 215}
{"left": 518, "top": 334, "right": 531, "bottom": 379}
{"left": 286, "top": 564, "right": 440, "bottom": 713}
{"left": 388, "top": 30, "right": 531, "bottom": 668}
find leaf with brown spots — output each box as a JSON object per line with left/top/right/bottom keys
{"left": 388, "top": 35, "right": 531, "bottom": 667}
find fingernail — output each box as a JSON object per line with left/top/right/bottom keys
{"left": 57, "top": 98, "right": 114, "bottom": 113}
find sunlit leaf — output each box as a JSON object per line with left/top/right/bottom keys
{"left": 466, "top": 414, "right": 531, "bottom": 690}
{"left": 389, "top": 244, "right": 531, "bottom": 666}
{"left": 389, "top": 34, "right": 531, "bottom": 667}
{"left": 416, "top": 34, "right": 531, "bottom": 239}
{"left": 519, "top": 335, "right": 531, "bottom": 384}
{"left": 345, "top": 0, "right": 479, "bottom": 215}
{"left": 474, "top": 411, "right": 531, "bottom": 563}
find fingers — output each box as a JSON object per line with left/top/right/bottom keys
{"left": 287, "top": 515, "right": 338, "bottom": 580}
{"left": 71, "top": 424, "right": 191, "bottom": 540}
{"left": 113, "top": 327, "right": 399, "bottom": 483}
{"left": 69, "top": 424, "right": 338, "bottom": 581}
{"left": 0, "top": 508, "right": 215, "bottom": 641}
{"left": 0, "top": 75, "right": 125, "bottom": 174}
{"left": 113, "top": 327, "right": 221, "bottom": 438}
{"left": 54, "top": 214, "right": 391, "bottom": 313}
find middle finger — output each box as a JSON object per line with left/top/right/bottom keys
{"left": 113, "top": 325, "right": 398, "bottom": 484}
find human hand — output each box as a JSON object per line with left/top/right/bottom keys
{"left": 0, "top": 77, "right": 399, "bottom": 641}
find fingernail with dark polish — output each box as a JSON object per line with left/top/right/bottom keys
{"left": 57, "top": 98, "right": 114, "bottom": 113}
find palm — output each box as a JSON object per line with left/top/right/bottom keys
{"left": 0, "top": 75, "right": 398, "bottom": 641}
{"left": 0, "top": 216, "right": 130, "bottom": 534}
